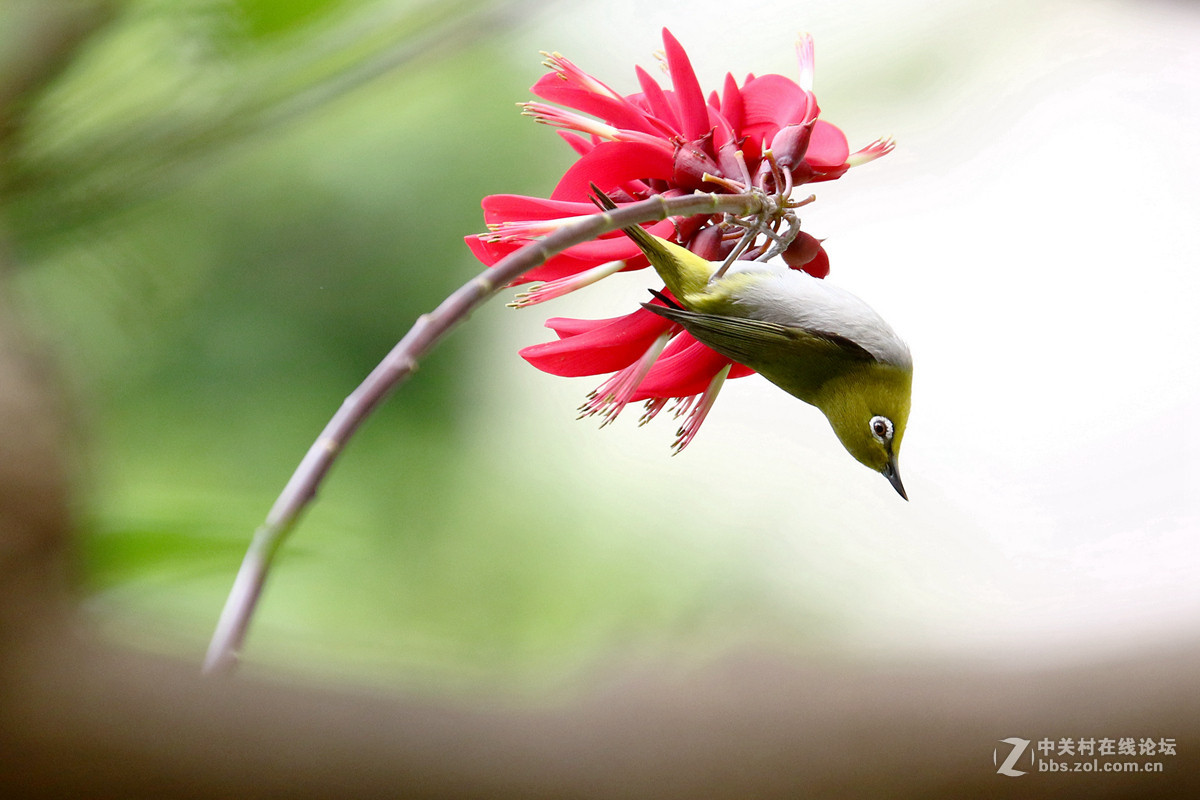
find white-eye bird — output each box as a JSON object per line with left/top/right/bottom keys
{"left": 603, "top": 198, "right": 913, "bottom": 499}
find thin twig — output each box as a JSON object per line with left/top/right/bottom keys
{"left": 203, "top": 190, "right": 767, "bottom": 675}
{"left": 709, "top": 226, "right": 758, "bottom": 283}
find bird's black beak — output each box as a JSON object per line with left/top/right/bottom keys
{"left": 882, "top": 457, "right": 908, "bottom": 501}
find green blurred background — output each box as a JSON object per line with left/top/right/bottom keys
{"left": 2, "top": 0, "right": 810, "bottom": 691}
{"left": 4, "top": 0, "right": 1198, "bottom": 693}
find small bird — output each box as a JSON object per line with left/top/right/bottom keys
{"left": 600, "top": 194, "right": 913, "bottom": 499}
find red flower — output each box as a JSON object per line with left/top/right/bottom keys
{"left": 467, "top": 29, "right": 892, "bottom": 451}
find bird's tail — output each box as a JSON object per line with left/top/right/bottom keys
{"left": 590, "top": 186, "right": 714, "bottom": 300}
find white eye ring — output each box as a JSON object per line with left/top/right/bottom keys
{"left": 869, "top": 415, "right": 893, "bottom": 443}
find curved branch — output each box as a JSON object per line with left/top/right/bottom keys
{"left": 203, "top": 190, "right": 767, "bottom": 675}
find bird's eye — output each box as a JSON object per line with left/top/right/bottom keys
{"left": 869, "top": 415, "right": 893, "bottom": 443}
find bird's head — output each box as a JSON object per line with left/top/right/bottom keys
{"left": 818, "top": 363, "right": 912, "bottom": 500}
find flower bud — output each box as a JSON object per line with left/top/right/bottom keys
{"left": 687, "top": 224, "right": 725, "bottom": 260}
{"left": 672, "top": 139, "right": 721, "bottom": 191}
{"left": 770, "top": 122, "right": 814, "bottom": 169}
{"left": 781, "top": 231, "right": 829, "bottom": 278}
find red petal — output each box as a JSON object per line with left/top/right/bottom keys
{"left": 685, "top": 224, "right": 724, "bottom": 260}
{"left": 720, "top": 73, "right": 745, "bottom": 135}
{"left": 545, "top": 315, "right": 624, "bottom": 338}
{"left": 805, "top": 120, "right": 849, "bottom": 169}
{"left": 464, "top": 235, "right": 498, "bottom": 265}
{"left": 804, "top": 246, "right": 830, "bottom": 279}
{"left": 656, "top": 328, "right": 700, "bottom": 359}
{"left": 629, "top": 338, "right": 748, "bottom": 400}
{"left": 550, "top": 140, "right": 674, "bottom": 201}
{"left": 531, "top": 74, "right": 659, "bottom": 135}
{"left": 465, "top": 236, "right": 628, "bottom": 281}
{"left": 634, "top": 66, "right": 681, "bottom": 134}
{"left": 661, "top": 29, "right": 710, "bottom": 142}
{"left": 716, "top": 139, "right": 745, "bottom": 182}
{"left": 481, "top": 195, "right": 595, "bottom": 223}
{"left": 781, "top": 230, "right": 822, "bottom": 268}
{"left": 521, "top": 307, "right": 675, "bottom": 377}
{"left": 467, "top": 214, "right": 682, "bottom": 282}
{"left": 705, "top": 102, "right": 736, "bottom": 153}
{"left": 558, "top": 130, "right": 594, "bottom": 157}
{"left": 740, "top": 74, "right": 816, "bottom": 146}
{"left": 545, "top": 286, "right": 681, "bottom": 339}
{"left": 516, "top": 238, "right": 644, "bottom": 283}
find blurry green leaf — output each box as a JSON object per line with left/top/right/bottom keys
{"left": 3, "top": 0, "right": 528, "bottom": 249}
{"left": 81, "top": 525, "right": 250, "bottom": 591}
{"left": 230, "top": 0, "right": 347, "bottom": 38}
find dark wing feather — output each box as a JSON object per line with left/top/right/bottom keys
{"left": 642, "top": 303, "right": 876, "bottom": 362}
{"left": 642, "top": 302, "right": 876, "bottom": 402}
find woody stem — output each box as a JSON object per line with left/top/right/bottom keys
{"left": 202, "top": 190, "right": 767, "bottom": 676}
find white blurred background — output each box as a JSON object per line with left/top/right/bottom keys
{"left": 480, "top": 0, "right": 1200, "bottom": 663}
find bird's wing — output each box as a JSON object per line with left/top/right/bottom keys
{"left": 643, "top": 302, "right": 876, "bottom": 363}
{"left": 643, "top": 302, "right": 881, "bottom": 402}
{"left": 643, "top": 302, "right": 877, "bottom": 402}
{"left": 719, "top": 266, "right": 913, "bottom": 370}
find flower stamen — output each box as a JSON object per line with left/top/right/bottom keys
{"left": 846, "top": 136, "right": 896, "bottom": 167}
{"left": 710, "top": 225, "right": 758, "bottom": 283}
{"left": 522, "top": 103, "right": 621, "bottom": 139}
{"left": 763, "top": 149, "right": 792, "bottom": 202}
{"left": 639, "top": 396, "right": 669, "bottom": 426}
{"left": 485, "top": 215, "right": 590, "bottom": 241}
{"left": 508, "top": 260, "right": 626, "bottom": 308}
{"left": 578, "top": 332, "right": 671, "bottom": 426}
{"left": 733, "top": 149, "right": 754, "bottom": 189}
{"left": 701, "top": 172, "right": 748, "bottom": 193}
{"left": 541, "top": 51, "right": 624, "bottom": 99}
{"left": 672, "top": 364, "right": 732, "bottom": 454}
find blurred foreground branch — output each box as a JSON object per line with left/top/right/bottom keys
{"left": 0, "top": 0, "right": 115, "bottom": 120}
{"left": 0, "top": 0, "right": 115, "bottom": 195}
{"left": 4, "top": 491, "right": 1200, "bottom": 799}
{"left": 2, "top": 0, "right": 536, "bottom": 244}
{"left": 9, "top": 630, "right": 1200, "bottom": 799}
